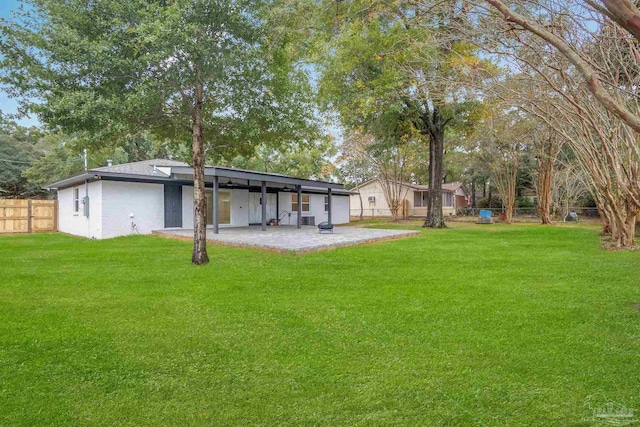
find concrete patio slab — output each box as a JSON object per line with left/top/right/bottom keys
{"left": 153, "top": 225, "right": 419, "bottom": 254}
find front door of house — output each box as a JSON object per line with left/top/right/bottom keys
{"left": 249, "top": 192, "right": 277, "bottom": 224}
{"left": 164, "top": 185, "right": 182, "bottom": 228}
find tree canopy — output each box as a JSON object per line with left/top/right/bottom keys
{"left": 1, "top": 0, "right": 319, "bottom": 263}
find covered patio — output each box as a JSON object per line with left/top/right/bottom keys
{"left": 154, "top": 225, "right": 419, "bottom": 254}
{"left": 170, "top": 166, "right": 346, "bottom": 233}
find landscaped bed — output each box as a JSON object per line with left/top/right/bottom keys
{"left": 0, "top": 223, "right": 638, "bottom": 425}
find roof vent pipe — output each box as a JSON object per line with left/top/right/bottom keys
{"left": 107, "top": 159, "right": 113, "bottom": 167}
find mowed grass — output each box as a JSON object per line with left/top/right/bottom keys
{"left": 0, "top": 224, "right": 639, "bottom": 426}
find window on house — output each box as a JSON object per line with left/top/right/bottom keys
{"left": 292, "top": 194, "right": 310, "bottom": 212}
{"left": 324, "top": 196, "right": 329, "bottom": 212}
{"left": 414, "top": 191, "right": 422, "bottom": 207}
{"left": 73, "top": 188, "right": 80, "bottom": 213}
{"left": 444, "top": 192, "right": 453, "bottom": 207}
{"left": 414, "top": 191, "right": 429, "bottom": 207}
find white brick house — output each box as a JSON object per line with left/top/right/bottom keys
{"left": 48, "top": 159, "right": 350, "bottom": 239}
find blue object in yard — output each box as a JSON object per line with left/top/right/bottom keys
{"left": 478, "top": 209, "right": 494, "bottom": 224}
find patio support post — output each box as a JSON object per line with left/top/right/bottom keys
{"left": 296, "top": 185, "right": 302, "bottom": 229}
{"left": 328, "top": 188, "right": 332, "bottom": 224}
{"left": 213, "top": 175, "right": 219, "bottom": 234}
{"left": 261, "top": 180, "right": 267, "bottom": 231}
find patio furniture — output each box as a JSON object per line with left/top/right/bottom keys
{"left": 318, "top": 222, "right": 334, "bottom": 234}
{"left": 564, "top": 210, "right": 579, "bottom": 222}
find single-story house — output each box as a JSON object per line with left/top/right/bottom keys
{"left": 45, "top": 159, "right": 350, "bottom": 239}
{"left": 350, "top": 179, "right": 468, "bottom": 218}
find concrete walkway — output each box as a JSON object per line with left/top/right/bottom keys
{"left": 154, "top": 225, "right": 419, "bottom": 253}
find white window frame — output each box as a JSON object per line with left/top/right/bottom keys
{"left": 73, "top": 188, "right": 80, "bottom": 213}
{"left": 292, "top": 193, "right": 310, "bottom": 212}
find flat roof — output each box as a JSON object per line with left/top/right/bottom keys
{"left": 45, "top": 159, "right": 345, "bottom": 191}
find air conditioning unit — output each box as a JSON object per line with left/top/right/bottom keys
{"left": 368, "top": 196, "right": 375, "bottom": 202}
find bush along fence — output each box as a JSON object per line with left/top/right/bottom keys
{"left": 350, "top": 206, "right": 599, "bottom": 220}
{"left": 0, "top": 199, "right": 57, "bottom": 233}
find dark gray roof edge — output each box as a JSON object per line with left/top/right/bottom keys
{"left": 44, "top": 171, "right": 183, "bottom": 190}
{"left": 46, "top": 159, "right": 345, "bottom": 190}
{"left": 171, "top": 166, "right": 345, "bottom": 189}
{"left": 44, "top": 172, "right": 94, "bottom": 190}
{"left": 45, "top": 171, "right": 351, "bottom": 192}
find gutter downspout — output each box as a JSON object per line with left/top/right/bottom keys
{"left": 84, "top": 149, "right": 91, "bottom": 237}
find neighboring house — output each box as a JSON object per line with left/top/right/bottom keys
{"left": 350, "top": 179, "right": 468, "bottom": 218}
{"left": 46, "top": 159, "right": 350, "bottom": 239}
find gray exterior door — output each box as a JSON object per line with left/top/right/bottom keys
{"left": 164, "top": 185, "right": 182, "bottom": 228}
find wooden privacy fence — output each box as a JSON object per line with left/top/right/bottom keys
{"left": 0, "top": 199, "right": 57, "bottom": 234}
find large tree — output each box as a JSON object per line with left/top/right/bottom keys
{"left": 337, "top": 136, "right": 375, "bottom": 220}
{"left": 475, "top": 107, "right": 532, "bottom": 223}
{"left": 1, "top": 0, "right": 315, "bottom": 264}
{"left": 473, "top": 1, "right": 640, "bottom": 246}
{"left": 293, "top": 0, "right": 489, "bottom": 228}
{"left": 481, "top": 0, "right": 640, "bottom": 134}
{"left": 343, "top": 130, "right": 416, "bottom": 221}
{"left": 22, "top": 132, "right": 178, "bottom": 188}
{"left": 224, "top": 138, "right": 338, "bottom": 181}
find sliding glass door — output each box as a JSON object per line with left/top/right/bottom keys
{"left": 206, "top": 191, "right": 231, "bottom": 225}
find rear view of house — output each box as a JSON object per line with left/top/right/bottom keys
{"left": 46, "top": 159, "right": 350, "bottom": 239}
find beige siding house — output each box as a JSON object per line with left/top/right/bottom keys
{"left": 349, "top": 179, "right": 468, "bottom": 218}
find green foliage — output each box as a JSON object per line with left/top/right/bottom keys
{"left": 0, "top": 225, "right": 638, "bottom": 424}
{"left": 308, "top": 1, "right": 491, "bottom": 143}
{"left": 0, "top": 114, "right": 44, "bottom": 197}
{"left": 517, "top": 197, "right": 535, "bottom": 208}
{"left": 20, "top": 134, "right": 85, "bottom": 189}
{"left": 0, "top": 0, "right": 317, "bottom": 158}
{"left": 22, "top": 132, "right": 178, "bottom": 188}
{"left": 223, "top": 138, "right": 338, "bottom": 181}
{"left": 477, "top": 196, "right": 503, "bottom": 209}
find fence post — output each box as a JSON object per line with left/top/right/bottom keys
{"left": 54, "top": 200, "right": 58, "bottom": 231}
{"left": 27, "top": 200, "right": 32, "bottom": 233}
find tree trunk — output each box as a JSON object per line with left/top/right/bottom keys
{"left": 191, "top": 82, "right": 209, "bottom": 265}
{"left": 471, "top": 180, "right": 476, "bottom": 209}
{"left": 601, "top": 214, "right": 612, "bottom": 235}
{"left": 423, "top": 107, "right": 446, "bottom": 228}
{"left": 504, "top": 199, "right": 514, "bottom": 224}
{"left": 537, "top": 157, "right": 554, "bottom": 225}
{"left": 622, "top": 198, "right": 637, "bottom": 247}
{"left": 358, "top": 191, "right": 364, "bottom": 220}
{"left": 390, "top": 201, "right": 399, "bottom": 221}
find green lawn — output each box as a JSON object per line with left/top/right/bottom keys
{"left": 0, "top": 224, "right": 638, "bottom": 426}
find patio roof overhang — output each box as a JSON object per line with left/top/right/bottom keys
{"left": 170, "top": 166, "right": 344, "bottom": 190}
{"left": 45, "top": 167, "right": 346, "bottom": 192}
{"left": 44, "top": 171, "right": 188, "bottom": 190}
